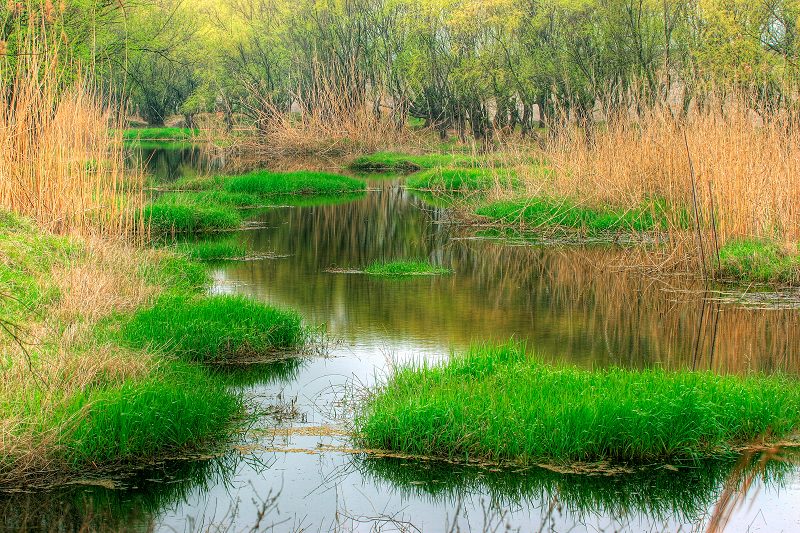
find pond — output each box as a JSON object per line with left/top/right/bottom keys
{"left": 7, "top": 146, "right": 800, "bottom": 532}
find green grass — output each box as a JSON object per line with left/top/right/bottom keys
{"left": 406, "top": 168, "right": 519, "bottom": 192}
{"left": 363, "top": 260, "right": 452, "bottom": 277}
{"left": 170, "top": 175, "right": 226, "bottom": 191}
{"left": 475, "top": 197, "right": 675, "bottom": 233}
{"left": 225, "top": 170, "right": 365, "bottom": 197}
{"left": 141, "top": 200, "right": 242, "bottom": 235}
{"left": 122, "top": 127, "right": 197, "bottom": 142}
{"left": 158, "top": 191, "right": 261, "bottom": 208}
{"left": 58, "top": 361, "right": 240, "bottom": 465}
{"left": 357, "top": 342, "right": 800, "bottom": 464}
{"left": 120, "top": 295, "right": 306, "bottom": 363}
{"left": 174, "top": 237, "right": 248, "bottom": 262}
{"left": 0, "top": 210, "right": 250, "bottom": 484}
{"left": 350, "top": 152, "right": 485, "bottom": 172}
{"left": 718, "top": 239, "right": 800, "bottom": 285}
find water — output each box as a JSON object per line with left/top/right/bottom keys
{"left": 6, "top": 147, "right": 800, "bottom": 532}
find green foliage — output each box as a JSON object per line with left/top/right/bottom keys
{"left": 475, "top": 197, "right": 675, "bottom": 233}
{"left": 224, "top": 170, "right": 366, "bottom": 196}
{"left": 406, "top": 168, "right": 519, "bottom": 192}
{"left": 0, "top": 211, "right": 81, "bottom": 321}
{"left": 357, "top": 342, "right": 800, "bottom": 464}
{"left": 174, "top": 237, "right": 248, "bottom": 261}
{"left": 141, "top": 201, "right": 242, "bottom": 235}
{"left": 363, "top": 260, "right": 452, "bottom": 277}
{"left": 122, "top": 128, "right": 197, "bottom": 141}
{"left": 158, "top": 191, "right": 261, "bottom": 208}
{"left": 171, "top": 175, "right": 226, "bottom": 191}
{"left": 136, "top": 254, "right": 210, "bottom": 295}
{"left": 120, "top": 295, "right": 306, "bottom": 363}
{"left": 350, "top": 152, "right": 484, "bottom": 172}
{"left": 718, "top": 240, "right": 800, "bottom": 285}
{"left": 59, "top": 361, "right": 240, "bottom": 465}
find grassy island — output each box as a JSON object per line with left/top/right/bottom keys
{"left": 357, "top": 342, "right": 800, "bottom": 464}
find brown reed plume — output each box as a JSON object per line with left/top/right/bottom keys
{"left": 0, "top": 23, "right": 144, "bottom": 238}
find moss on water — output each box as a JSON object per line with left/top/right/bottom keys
{"left": 357, "top": 342, "right": 800, "bottom": 464}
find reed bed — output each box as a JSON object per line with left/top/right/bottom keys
{"left": 0, "top": 32, "right": 144, "bottom": 238}
{"left": 535, "top": 96, "right": 800, "bottom": 249}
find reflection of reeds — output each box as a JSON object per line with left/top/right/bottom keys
{"left": 223, "top": 187, "right": 800, "bottom": 373}
{"left": 0, "top": 26, "right": 143, "bottom": 238}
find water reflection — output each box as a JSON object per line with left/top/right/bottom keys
{"left": 12, "top": 148, "right": 799, "bottom": 532}
{"left": 221, "top": 182, "right": 800, "bottom": 373}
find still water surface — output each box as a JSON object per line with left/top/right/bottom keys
{"left": 5, "top": 147, "right": 800, "bottom": 532}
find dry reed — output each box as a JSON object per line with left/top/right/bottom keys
{"left": 533, "top": 95, "right": 800, "bottom": 247}
{"left": 229, "top": 59, "right": 419, "bottom": 157}
{"left": 0, "top": 28, "right": 144, "bottom": 238}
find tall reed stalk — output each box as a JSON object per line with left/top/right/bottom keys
{"left": 0, "top": 28, "right": 143, "bottom": 238}
{"left": 538, "top": 95, "right": 800, "bottom": 248}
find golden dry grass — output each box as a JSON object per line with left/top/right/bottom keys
{"left": 0, "top": 31, "right": 144, "bottom": 239}
{"left": 534, "top": 96, "right": 800, "bottom": 246}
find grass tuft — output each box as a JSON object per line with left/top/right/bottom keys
{"left": 141, "top": 201, "right": 242, "bottom": 235}
{"left": 357, "top": 342, "right": 800, "bottom": 464}
{"left": 225, "top": 170, "right": 365, "bottom": 197}
{"left": 350, "top": 152, "right": 484, "bottom": 172}
{"left": 60, "top": 361, "right": 240, "bottom": 465}
{"left": 406, "top": 168, "right": 519, "bottom": 192}
{"left": 120, "top": 295, "right": 305, "bottom": 363}
{"left": 174, "top": 237, "right": 248, "bottom": 262}
{"left": 718, "top": 239, "right": 800, "bottom": 285}
{"left": 363, "top": 260, "right": 452, "bottom": 277}
{"left": 122, "top": 127, "right": 197, "bottom": 142}
{"left": 475, "top": 197, "right": 677, "bottom": 233}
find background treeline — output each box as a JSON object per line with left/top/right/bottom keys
{"left": 2, "top": 0, "right": 799, "bottom": 134}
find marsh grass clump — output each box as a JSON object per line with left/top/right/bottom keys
{"left": 123, "top": 127, "right": 197, "bottom": 142}
{"left": 225, "top": 170, "right": 365, "bottom": 197}
{"left": 406, "top": 168, "right": 519, "bottom": 193}
{"left": 120, "top": 295, "right": 305, "bottom": 363}
{"left": 350, "top": 152, "right": 482, "bottom": 172}
{"left": 174, "top": 237, "right": 248, "bottom": 262}
{"left": 158, "top": 191, "right": 261, "bottom": 208}
{"left": 475, "top": 197, "right": 676, "bottom": 233}
{"left": 356, "top": 342, "right": 800, "bottom": 464}
{"left": 363, "top": 260, "right": 452, "bottom": 277}
{"left": 141, "top": 200, "right": 242, "bottom": 235}
{"left": 0, "top": 211, "right": 246, "bottom": 485}
{"left": 718, "top": 239, "right": 800, "bottom": 285}
{"left": 169, "top": 175, "right": 226, "bottom": 191}
{"left": 59, "top": 361, "right": 240, "bottom": 465}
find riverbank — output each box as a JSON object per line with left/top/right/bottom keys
{"left": 0, "top": 210, "right": 307, "bottom": 487}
